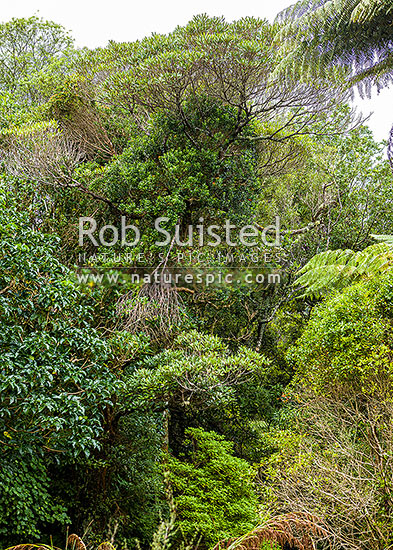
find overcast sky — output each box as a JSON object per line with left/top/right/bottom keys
{"left": 1, "top": 0, "right": 392, "bottom": 143}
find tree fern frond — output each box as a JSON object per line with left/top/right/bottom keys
{"left": 350, "top": 52, "right": 393, "bottom": 89}
{"left": 294, "top": 237, "right": 393, "bottom": 297}
{"left": 276, "top": 0, "right": 393, "bottom": 99}
{"left": 371, "top": 234, "right": 393, "bottom": 246}
{"left": 351, "top": 0, "right": 393, "bottom": 23}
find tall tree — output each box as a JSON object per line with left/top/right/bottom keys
{"left": 0, "top": 16, "right": 73, "bottom": 94}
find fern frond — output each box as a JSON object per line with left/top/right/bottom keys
{"left": 294, "top": 237, "right": 393, "bottom": 297}
{"left": 351, "top": 0, "right": 393, "bottom": 23}
{"left": 371, "top": 234, "right": 393, "bottom": 246}
{"left": 276, "top": 0, "right": 393, "bottom": 98}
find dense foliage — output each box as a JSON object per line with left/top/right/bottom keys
{"left": 0, "top": 6, "right": 392, "bottom": 550}
{"left": 169, "top": 428, "right": 259, "bottom": 546}
{"left": 0, "top": 187, "right": 116, "bottom": 540}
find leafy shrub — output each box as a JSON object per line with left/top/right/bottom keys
{"left": 0, "top": 186, "right": 116, "bottom": 542}
{"left": 169, "top": 428, "right": 259, "bottom": 548}
{"left": 288, "top": 272, "right": 393, "bottom": 396}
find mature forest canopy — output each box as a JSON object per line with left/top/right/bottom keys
{"left": 0, "top": 5, "right": 393, "bottom": 550}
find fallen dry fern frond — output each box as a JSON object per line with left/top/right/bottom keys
{"left": 5, "top": 545, "right": 61, "bottom": 550}
{"left": 214, "top": 513, "right": 332, "bottom": 550}
{"left": 67, "top": 535, "right": 86, "bottom": 550}
{"left": 5, "top": 534, "right": 111, "bottom": 550}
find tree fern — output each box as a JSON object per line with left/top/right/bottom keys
{"left": 351, "top": 0, "right": 393, "bottom": 23}
{"left": 277, "top": 0, "right": 393, "bottom": 93}
{"left": 294, "top": 235, "right": 393, "bottom": 297}
{"left": 276, "top": 1, "right": 393, "bottom": 169}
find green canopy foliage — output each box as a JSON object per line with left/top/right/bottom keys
{"left": 169, "top": 428, "right": 259, "bottom": 548}
{"left": 0, "top": 16, "right": 73, "bottom": 94}
{"left": 0, "top": 8, "right": 392, "bottom": 550}
{"left": 289, "top": 272, "right": 393, "bottom": 396}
